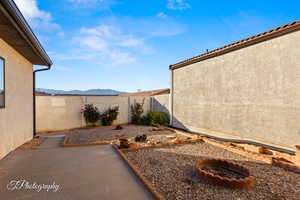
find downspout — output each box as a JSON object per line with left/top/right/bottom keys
{"left": 33, "top": 65, "right": 51, "bottom": 137}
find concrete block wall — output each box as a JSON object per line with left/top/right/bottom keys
{"left": 36, "top": 95, "right": 150, "bottom": 132}
{"left": 151, "top": 94, "right": 170, "bottom": 116}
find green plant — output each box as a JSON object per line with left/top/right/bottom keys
{"left": 101, "top": 106, "right": 119, "bottom": 126}
{"left": 82, "top": 104, "right": 100, "bottom": 125}
{"left": 114, "top": 125, "right": 123, "bottom": 130}
{"left": 134, "top": 134, "right": 147, "bottom": 142}
{"left": 147, "top": 111, "right": 169, "bottom": 126}
{"left": 140, "top": 115, "right": 150, "bottom": 125}
{"left": 131, "top": 99, "right": 145, "bottom": 124}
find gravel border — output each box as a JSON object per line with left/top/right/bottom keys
{"left": 124, "top": 142, "right": 300, "bottom": 200}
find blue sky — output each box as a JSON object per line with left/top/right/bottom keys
{"left": 14, "top": 0, "right": 299, "bottom": 92}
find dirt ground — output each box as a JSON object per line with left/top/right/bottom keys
{"left": 42, "top": 124, "right": 186, "bottom": 145}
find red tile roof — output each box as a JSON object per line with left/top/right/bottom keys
{"left": 170, "top": 20, "right": 300, "bottom": 70}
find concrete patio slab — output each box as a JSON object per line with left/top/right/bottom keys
{"left": 0, "top": 137, "right": 154, "bottom": 200}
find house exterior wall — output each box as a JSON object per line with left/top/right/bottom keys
{"left": 172, "top": 30, "right": 300, "bottom": 150}
{"left": 0, "top": 39, "right": 33, "bottom": 159}
{"left": 36, "top": 96, "right": 151, "bottom": 132}
{"left": 0, "top": 93, "right": 3, "bottom": 106}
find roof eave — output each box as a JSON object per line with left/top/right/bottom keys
{"left": 1, "top": 0, "right": 52, "bottom": 67}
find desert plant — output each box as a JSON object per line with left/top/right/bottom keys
{"left": 101, "top": 106, "right": 119, "bottom": 126}
{"left": 140, "top": 115, "right": 150, "bottom": 125}
{"left": 114, "top": 125, "right": 123, "bottom": 130}
{"left": 131, "top": 99, "right": 145, "bottom": 124}
{"left": 134, "top": 134, "right": 147, "bottom": 142}
{"left": 147, "top": 111, "right": 169, "bottom": 126}
{"left": 82, "top": 104, "right": 100, "bottom": 126}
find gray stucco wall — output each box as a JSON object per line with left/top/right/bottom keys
{"left": 171, "top": 30, "right": 300, "bottom": 150}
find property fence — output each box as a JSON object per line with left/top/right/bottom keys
{"left": 36, "top": 92, "right": 298, "bottom": 150}
{"left": 36, "top": 95, "right": 153, "bottom": 132}
{"left": 151, "top": 94, "right": 170, "bottom": 116}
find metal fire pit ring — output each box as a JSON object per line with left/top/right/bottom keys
{"left": 195, "top": 159, "right": 255, "bottom": 189}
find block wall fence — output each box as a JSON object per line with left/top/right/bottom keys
{"left": 36, "top": 95, "right": 152, "bottom": 132}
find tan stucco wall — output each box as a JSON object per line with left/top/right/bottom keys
{"left": 36, "top": 96, "right": 151, "bottom": 132}
{"left": 0, "top": 39, "right": 33, "bottom": 159}
{"left": 172, "top": 30, "right": 300, "bottom": 150}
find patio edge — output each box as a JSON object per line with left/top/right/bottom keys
{"left": 62, "top": 136, "right": 111, "bottom": 147}
{"left": 112, "top": 145, "right": 166, "bottom": 200}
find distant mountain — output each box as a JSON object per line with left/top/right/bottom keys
{"left": 37, "top": 88, "right": 127, "bottom": 95}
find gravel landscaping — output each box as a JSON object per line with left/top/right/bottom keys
{"left": 49, "top": 124, "right": 187, "bottom": 145}
{"left": 124, "top": 142, "right": 300, "bottom": 200}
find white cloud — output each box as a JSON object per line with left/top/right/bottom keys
{"left": 156, "top": 12, "right": 167, "bottom": 19}
{"left": 167, "top": 0, "right": 191, "bottom": 10}
{"left": 77, "top": 24, "right": 143, "bottom": 65}
{"left": 52, "top": 53, "right": 96, "bottom": 61}
{"left": 56, "top": 16, "right": 185, "bottom": 66}
{"left": 118, "top": 38, "right": 144, "bottom": 47}
{"left": 14, "top": 0, "right": 50, "bottom": 20}
{"left": 14, "top": 0, "right": 62, "bottom": 34}
{"left": 67, "top": 0, "right": 114, "bottom": 10}
{"left": 53, "top": 16, "right": 184, "bottom": 67}
{"left": 80, "top": 25, "right": 119, "bottom": 39}
{"left": 80, "top": 36, "right": 108, "bottom": 51}
{"left": 68, "top": 0, "right": 102, "bottom": 3}
{"left": 79, "top": 24, "right": 146, "bottom": 50}
{"left": 109, "top": 50, "right": 137, "bottom": 65}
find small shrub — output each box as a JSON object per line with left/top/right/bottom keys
{"left": 82, "top": 104, "right": 100, "bottom": 125}
{"left": 131, "top": 99, "right": 145, "bottom": 124}
{"left": 140, "top": 115, "right": 150, "bottom": 125}
{"left": 147, "top": 111, "right": 169, "bottom": 126}
{"left": 114, "top": 125, "right": 123, "bottom": 130}
{"left": 134, "top": 134, "right": 147, "bottom": 142}
{"left": 101, "top": 106, "right": 119, "bottom": 126}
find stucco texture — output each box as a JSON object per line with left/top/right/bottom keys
{"left": 151, "top": 94, "right": 170, "bottom": 116}
{"left": 36, "top": 96, "right": 151, "bottom": 132}
{"left": 172, "top": 30, "right": 300, "bottom": 150}
{"left": 0, "top": 39, "right": 33, "bottom": 159}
